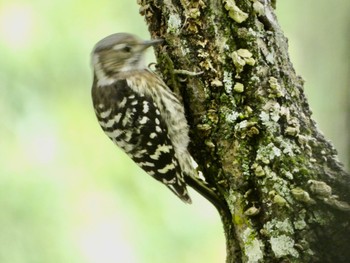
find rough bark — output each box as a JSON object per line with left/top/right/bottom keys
{"left": 137, "top": 0, "right": 350, "bottom": 262}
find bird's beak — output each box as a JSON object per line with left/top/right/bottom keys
{"left": 141, "top": 39, "right": 164, "bottom": 50}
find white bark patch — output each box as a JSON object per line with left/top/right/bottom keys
{"left": 270, "top": 235, "right": 299, "bottom": 258}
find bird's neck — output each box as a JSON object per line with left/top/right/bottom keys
{"left": 94, "top": 67, "right": 153, "bottom": 88}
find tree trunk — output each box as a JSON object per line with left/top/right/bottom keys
{"left": 137, "top": 0, "right": 350, "bottom": 262}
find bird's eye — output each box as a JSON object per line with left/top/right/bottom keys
{"left": 123, "top": 45, "right": 132, "bottom": 53}
{"left": 113, "top": 43, "right": 132, "bottom": 53}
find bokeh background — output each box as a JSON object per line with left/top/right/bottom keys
{"left": 0, "top": 1, "right": 348, "bottom": 262}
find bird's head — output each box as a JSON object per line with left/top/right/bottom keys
{"left": 92, "top": 33, "right": 163, "bottom": 79}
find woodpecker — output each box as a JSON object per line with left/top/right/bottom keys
{"left": 91, "top": 33, "right": 195, "bottom": 203}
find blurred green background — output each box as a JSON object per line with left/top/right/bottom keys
{"left": 0, "top": 1, "right": 348, "bottom": 262}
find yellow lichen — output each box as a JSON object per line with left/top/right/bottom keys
{"left": 291, "top": 187, "right": 316, "bottom": 204}
{"left": 232, "top": 49, "right": 256, "bottom": 77}
{"left": 224, "top": 0, "right": 248, "bottom": 23}
{"left": 233, "top": 82, "right": 244, "bottom": 93}
{"left": 244, "top": 206, "right": 260, "bottom": 216}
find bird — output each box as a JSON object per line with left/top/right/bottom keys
{"left": 90, "top": 33, "right": 195, "bottom": 203}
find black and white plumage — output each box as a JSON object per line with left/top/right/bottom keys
{"left": 91, "top": 33, "right": 195, "bottom": 203}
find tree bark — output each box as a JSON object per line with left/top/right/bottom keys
{"left": 137, "top": 0, "right": 350, "bottom": 262}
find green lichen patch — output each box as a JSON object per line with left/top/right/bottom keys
{"left": 256, "top": 142, "right": 281, "bottom": 164}
{"left": 167, "top": 13, "right": 182, "bottom": 34}
{"left": 308, "top": 180, "right": 332, "bottom": 198}
{"left": 270, "top": 235, "right": 299, "bottom": 258}
{"left": 263, "top": 219, "right": 300, "bottom": 258}
{"left": 242, "top": 228, "right": 264, "bottom": 262}
{"left": 252, "top": 0, "right": 265, "bottom": 16}
{"left": 273, "top": 194, "right": 288, "bottom": 207}
{"left": 234, "top": 82, "right": 245, "bottom": 93}
{"left": 268, "top": 77, "right": 284, "bottom": 98}
{"left": 223, "top": 71, "right": 234, "bottom": 93}
{"left": 244, "top": 206, "right": 260, "bottom": 216}
{"left": 231, "top": 49, "right": 256, "bottom": 77}
{"left": 251, "top": 163, "right": 265, "bottom": 177}
{"left": 291, "top": 187, "right": 315, "bottom": 205}
{"left": 264, "top": 218, "right": 294, "bottom": 238}
{"left": 224, "top": 0, "right": 249, "bottom": 23}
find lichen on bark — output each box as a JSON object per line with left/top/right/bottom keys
{"left": 138, "top": 0, "right": 350, "bottom": 262}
